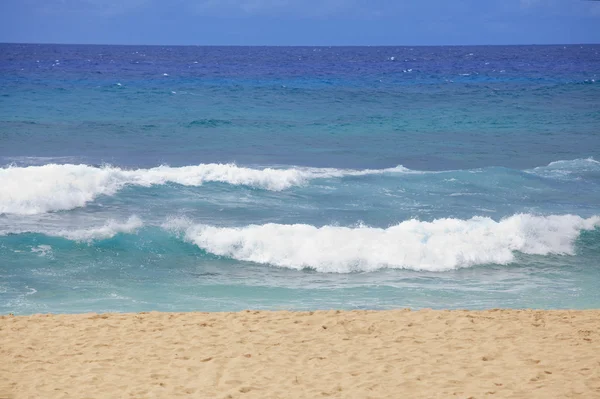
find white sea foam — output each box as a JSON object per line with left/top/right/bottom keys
{"left": 0, "top": 216, "right": 143, "bottom": 242}
{"left": 171, "top": 214, "right": 600, "bottom": 273}
{"left": 1, "top": 156, "right": 83, "bottom": 166}
{"left": 54, "top": 216, "right": 143, "bottom": 241}
{"left": 544, "top": 157, "right": 599, "bottom": 170}
{"left": 0, "top": 163, "right": 409, "bottom": 215}
{"left": 529, "top": 157, "right": 599, "bottom": 179}
{"left": 31, "top": 244, "right": 53, "bottom": 257}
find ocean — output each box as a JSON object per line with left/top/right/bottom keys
{"left": 1, "top": 43, "right": 599, "bottom": 314}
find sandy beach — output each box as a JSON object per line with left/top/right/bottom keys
{"left": 1, "top": 309, "right": 599, "bottom": 398}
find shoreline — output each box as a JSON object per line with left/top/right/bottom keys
{"left": 2, "top": 309, "right": 599, "bottom": 398}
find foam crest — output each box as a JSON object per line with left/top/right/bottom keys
{"left": 54, "top": 216, "right": 143, "bottom": 241}
{"left": 0, "top": 216, "right": 143, "bottom": 242}
{"left": 530, "top": 157, "right": 600, "bottom": 179}
{"left": 175, "top": 214, "right": 600, "bottom": 273}
{"left": 545, "top": 157, "right": 599, "bottom": 168}
{"left": 0, "top": 163, "right": 408, "bottom": 215}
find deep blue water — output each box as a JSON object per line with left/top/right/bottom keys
{"left": 1, "top": 43, "right": 599, "bottom": 314}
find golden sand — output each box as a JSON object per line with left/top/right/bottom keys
{"left": 1, "top": 309, "right": 599, "bottom": 398}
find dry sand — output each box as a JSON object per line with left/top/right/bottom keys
{"left": 1, "top": 309, "right": 599, "bottom": 398}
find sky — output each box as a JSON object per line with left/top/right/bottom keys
{"left": 0, "top": 0, "right": 599, "bottom": 45}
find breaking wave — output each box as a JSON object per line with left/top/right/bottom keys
{"left": 3, "top": 213, "right": 598, "bottom": 272}
{"left": 0, "top": 158, "right": 596, "bottom": 215}
{"left": 0, "top": 163, "right": 408, "bottom": 215}
{"left": 166, "top": 214, "right": 600, "bottom": 273}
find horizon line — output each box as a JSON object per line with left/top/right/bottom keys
{"left": 2, "top": 41, "right": 600, "bottom": 47}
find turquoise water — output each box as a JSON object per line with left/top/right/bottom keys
{"left": 1, "top": 44, "right": 599, "bottom": 314}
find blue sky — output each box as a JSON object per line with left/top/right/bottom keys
{"left": 1, "top": 0, "right": 599, "bottom": 45}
